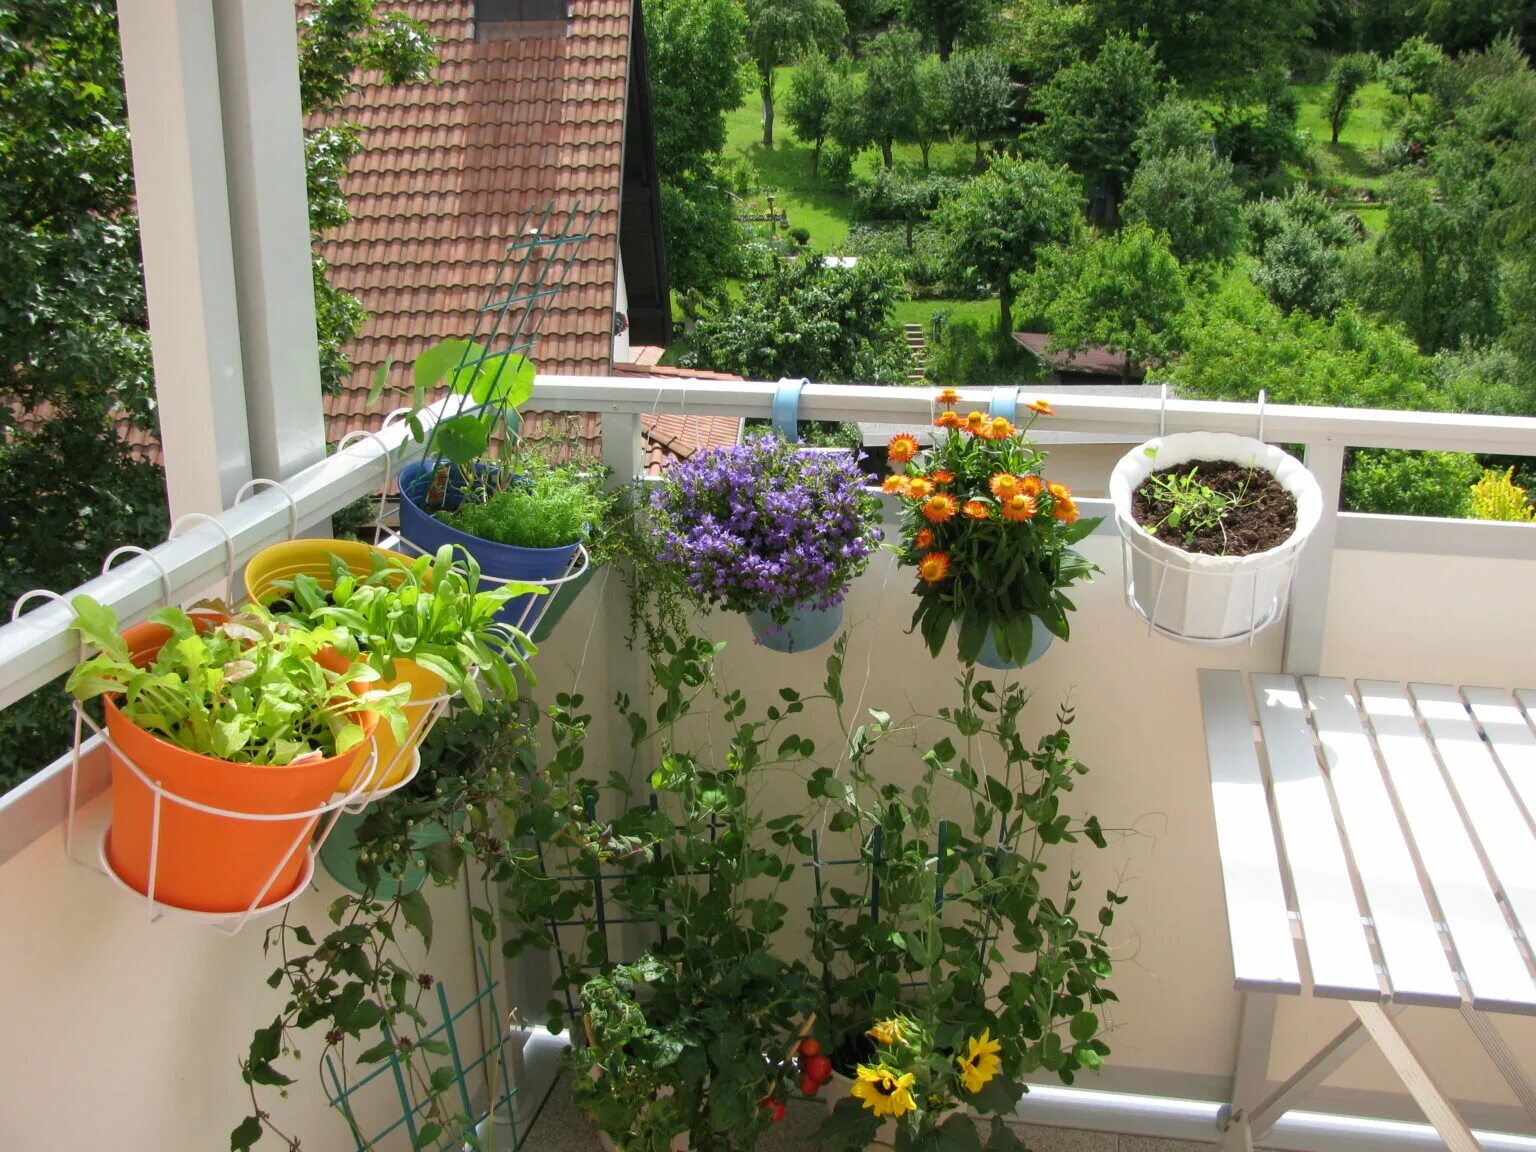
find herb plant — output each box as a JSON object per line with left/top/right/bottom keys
{"left": 648, "top": 433, "right": 882, "bottom": 629}
{"left": 1138, "top": 457, "right": 1259, "bottom": 551}
{"left": 446, "top": 458, "right": 607, "bottom": 550}
{"left": 66, "top": 598, "right": 408, "bottom": 763}
{"left": 888, "top": 389, "right": 1101, "bottom": 665}
{"left": 267, "top": 543, "right": 539, "bottom": 708}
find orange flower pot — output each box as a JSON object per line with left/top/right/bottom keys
{"left": 247, "top": 539, "right": 447, "bottom": 791}
{"left": 103, "top": 619, "right": 374, "bottom": 914}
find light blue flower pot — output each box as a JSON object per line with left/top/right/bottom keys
{"left": 976, "top": 620, "right": 1054, "bottom": 669}
{"left": 747, "top": 601, "right": 844, "bottom": 653}
{"left": 319, "top": 809, "right": 455, "bottom": 899}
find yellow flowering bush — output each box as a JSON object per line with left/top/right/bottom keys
{"left": 887, "top": 390, "right": 1101, "bottom": 665}
{"left": 1470, "top": 467, "right": 1536, "bottom": 522}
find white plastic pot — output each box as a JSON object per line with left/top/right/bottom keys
{"left": 1110, "top": 432, "right": 1322, "bottom": 643}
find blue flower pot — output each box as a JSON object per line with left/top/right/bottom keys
{"left": 398, "top": 460, "right": 581, "bottom": 640}
{"left": 976, "top": 620, "right": 1054, "bottom": 669}
{"left": 747, "top": 601, "right": 844, "bottom": 653}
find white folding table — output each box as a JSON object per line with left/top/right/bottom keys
{"left": 1198, "top": 669, "right": 1536, "bottom": 1150}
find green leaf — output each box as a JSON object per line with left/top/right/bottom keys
{"left": 368, "top": 356, "right": 395, "bottom": 405}
{"left": 1071, "top": 1010, "right": 1099, "bottom": 1041}
{"left": 399, "top": 889, "right": 433, "bottom": 950}
{"left": 230, "top": 1115, "right": 263, "bottom": 1152}
{"left": 430, "top": 1065, "right": 458, "bottom": 1094}
{"left": 431, "top": 414, "right": 492, "bottom": 468}
{"left": 414, "top": 1122, "right": 444, "bottom": 1149}
{"left": 414, "top": 339, "right": 479, "bottom": 394}
{"left": 937, "top": 1113, "right": 984, "bottom": 1151}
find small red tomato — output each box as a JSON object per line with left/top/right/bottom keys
{"left": 805, "top": 1054, "right": 833, "bottom": 1084}
{"left": 800, "top": 1073, "right": 821, "bottom": 1097}
{"left": 770, "top": 1100, "right": 787, "bottom": 1124}
{"left": 798, "top": 1037, "right": 822, "bottom": 1058}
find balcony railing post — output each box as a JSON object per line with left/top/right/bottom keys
{"left": 118, "top": 0, "right": 253, "bottom": 517}
{"left": 1282, "top": 442, "right": 1346, "bottom": 675}
{"left": 211, "top": 0, "right": 328, "bottom": 485}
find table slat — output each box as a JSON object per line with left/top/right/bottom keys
{"left": 1413, "top": 685, "right": 1536, "bottom": 956}
{"left": 1357, "top": 680, "right": 1536, "bottom": 1014}
{"left": 1301, "top": 678, "right": 1459, "bottom": 1007}
{"left": 1198, "top": 669, "right": 1302, "bottom": 993}
{"left": 1465, "top": 686, "right": 1536, "bottom": 830}
{"left": 1251, "top": 675, "right": 1380, "bottom": 1000}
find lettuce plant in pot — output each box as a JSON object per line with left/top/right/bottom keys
{"left": 1109, "top": 431, "right": 1322, "bottom": 642}
{"left": 887, "top": 388, "right": 1100, "bottom": 669}
{"left": 647, "top": 433, "right": 882, "bottom": 653}
{"left": 65, "top": 598, "right": 409, "bottom": 914}
{"left": 376, "top": 338, "right": 606, "bottom": 642}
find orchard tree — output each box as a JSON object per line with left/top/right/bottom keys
{"left": 1244, "top": 187, "right": 1358, "bottom": 317}
{"left": 903, "top": 0, "right": 998, "bottom": 62}
{"left": 1122, "top": 99, "right": 1244, "bottom": 268}
{"left": 1092, "top": 0, "right": 1315, "bottom": 96}
{"left": 854, "top": 169, "right": 959, "bottom": 248}
{"left": 944, "top": 50, "right": 1015, "bottom": 167}
{"left": 1031, "top": 33, "right": 1163, "bottom": 223}
{"left": 933, "top": 157, "right": 1081, "bottom": 335}
{"left": 835, "top": 0, "right": 893, "bottom": 56}
{"left": 860, "top": 29, "right": 924, "bottom": 169}
{"left": 644, "top": 0, "right": 750, "bottom": 317}
{"left": 1383, "top": 36, "right": 1447, "bottom": 107}
{"left": 786, "top": 49, "right": 839, "bottom": 175}
{"left": 1023, "top": 224, "right": 1189, "bottom": 383}
{"left": 1325, "top": 52, "right": 1376, "bottom": 143}
{"left": 744, "top": 0, "right": 846, "bottom": 148}
{"left": 908, "top": 56, "right": 949, "bottom": 170}
{"left": 684, "top": 256, "right": 911, "bottom": 383}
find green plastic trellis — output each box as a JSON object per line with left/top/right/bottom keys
{"left": 322, "top": 951, "right": 520, "bottom": 1152}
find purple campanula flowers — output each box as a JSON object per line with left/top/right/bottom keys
{"left": 650, "top": 434, "right": 882, "bottom": 628}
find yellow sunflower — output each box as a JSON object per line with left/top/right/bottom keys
{"left": 867, "top": 1017, "right": 910, "bottom": 1046}
{"left": 956, "top": 1030, "right": 1003, "bottom": 1094}
{"left": 851, "top": 1065, "right": 918, "bottom": 1119}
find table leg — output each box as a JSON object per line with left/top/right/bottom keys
{"left": 1218, "top": 992, "right": 1276, "bottom": 1151}
{"left": 1354, "top": 1001, "right": 1483, "bottom": 1152}
{"left": 1460, "top": 1003, "right": 1536, "bottom": 1125}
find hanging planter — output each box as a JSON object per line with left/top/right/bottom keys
{"left": 67, "top": 605, "right": 405, "bottom": 915}
{"left": 317, "top": 808, "right": 456, "bottom": 898}
{"left": 1110, "top": 431, "right": 1322, "bottom": 643}
{"left": 887, "top": 389, "right": 1099, "bottom": 667}
{"left": 648, "top": 434, "right": 881, "bottom": 656}
{"left": 397, "top": 459, "right": 588, "bottom": 643}
{"left": 246, "top": 539, "right": 447, "bottom": 791}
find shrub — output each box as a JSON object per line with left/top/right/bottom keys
{"left": 446, "top": 460, "right": 605, "bottom": 548}
{"left": 789, "top": 226, "right": 811, "bottom": 246}
{"left": 1470, "top": 467, "right": 1535, "bottom": 521}
{"left": 923, "top": 317, "right": 1039, "bottom": 386}
{"left": 821, "top": 141, "right": 854, "bottom": 184}
{"left": 1342, "top": 449, "right": 1479, "bottom": 517}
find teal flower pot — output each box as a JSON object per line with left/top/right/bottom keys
{"left": 319, "top": 809, "right": 455, "bottom": 898}
{"left": 976, "top": 620, "right": 1054, "bottom": 670}
{"left": 746, "top": 601, "right": 844, "bottom": 653}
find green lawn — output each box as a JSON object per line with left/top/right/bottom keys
{"left": 892, "top": 298, "right": 997, "bottom": 328}
{"left": 1292, "top": 79, "right": 1396, "bottom": 194}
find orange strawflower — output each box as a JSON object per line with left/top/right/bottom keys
{"left": 962, "top": 499, "right": 990, "bottom": 520}
{"left": 934, "top": 411, "right": 962, "bottom": 429}
{"left": 1019, "top": 475, "right": 1043, "bottom": 497}
{"left": 988, "top": 473, "right": 1021, "bottom": 500}
{"left": 936, "top": 387, "right": 961, "bottom": 407}
{"left": 922, "top": 494, "right": 958, "bottom": 523}
{"left": 1027, "top": 399, "right": 1055, "bottom": 416}
{"left": 1052, "top": 496, "right": 1080, "bottom": 524}
{"left": 1002, "top": 494, "right": 1038, "bottom": 522}
{"left": 887, "top": 433, "right": 920, "bottom": 464}
{"left": 914, "top": 527, "right": 934, "bottom": 549}
{"left": 931, "top": 469, "right": 955, "bottom": 484}
{"left": 1047, "top": 481, "right": 1073, "bottom": 502}
{"left": 918, "top": 552, "right": 951, "bottom": 584}
{"left": 962, "top": 411, "right": 986, "bottom": 435}
{"left": 907, "top": 477, "right": 934, "bottom": 501}
{"left": 980, "top": 416, "right": 1015, "bottom": 440}
{"left": 882, "top": 475, "right": 910, "bottom": 495}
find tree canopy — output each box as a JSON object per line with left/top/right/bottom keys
{"left": 743, "top": 0, "right": 846, "bottom": 147}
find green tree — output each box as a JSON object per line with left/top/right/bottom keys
{"left": 785, "top": 49, "right": 839, "bottom": 175}
{"left": 1383, "top": 35, "right": 1447, "bottom": 107}
{"left": 853, "top": 169, "right": 959, "bottom": 248}
{"left": 684, "top": 256, "right": 911, "bottom": 383}
{"left": 835, "top": 0, "right": 895, "bottom": 55}
{"left": 1092, "top": 0, "right": 1317, "bottom": 95}
{"left": 644, "top": 0, "right": 751, "bottom": 319}
{"left": 1417, "top": 0, "right": 1536, "bottom": 57}
{"left": 743, "top": 0, "right": 847, "bottom": 148}
{"left": 1251, "top": 223, "right": 1347, "bottom": 316}
{"left": 908, "top": 56, "right": 950, "bottom": 170}
{"left": 995, "top": 0, "right": 1098, "bottom": 86}
{"left": 1352, "top": 172, "right": 1502, "bottom": 352}
{"left": 859, "top": 29, "right": 924, "bottom": 169}
{"left": 1325, "top": 51, "right": 1375, "bottom": 143}
{"left": 1023, "top": 224, "right": 1189, "bottom": 383}
{"left": 1122, "top": 100, "right": 1243, "bottom": 268}
{"left": 1030, "top": 33, "right": 1163, "bottom": 223}
{"left": 943, "top": 50, "right": 1015, "bottom": 167}
{"left": 933, "top": 157, "right": 1082, "bottom": 335}
{"left": 902, "top": 0, "right": 998, "bottom": 62}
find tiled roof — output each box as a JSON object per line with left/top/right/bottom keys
{"left": 1012, "top": 332, "right": 1144, "bottom": 381}
{"left": 322, "top": 0, "right": 634, "bottom": 443}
